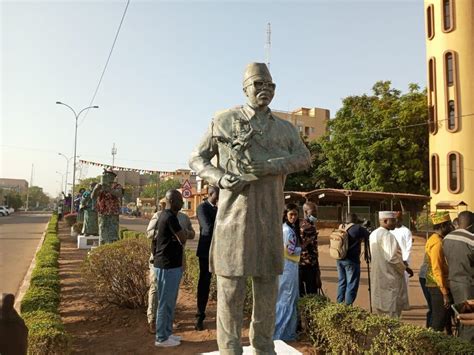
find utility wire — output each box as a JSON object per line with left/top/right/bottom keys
{"left": 79, "top": 0, "right": 131, "bottom": 126}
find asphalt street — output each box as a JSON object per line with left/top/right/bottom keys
{"left": 0, "top": 212, "right": 51, "bottom": 295}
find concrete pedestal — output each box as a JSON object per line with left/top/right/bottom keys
{"left": 77, "top": 234, "right": 99, "bottom": 249}
{"left": 203, "top": 340, "right": 302, "bottom": 354}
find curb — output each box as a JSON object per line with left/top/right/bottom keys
{"left": 14, "top": 216, "right": 52, "bottom": 312}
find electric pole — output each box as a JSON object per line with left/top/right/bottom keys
{"left": 265, "top": 22, "right": 271, "bottom": 68}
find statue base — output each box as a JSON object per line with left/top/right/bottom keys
{"left": 203, "top": 340, "right": 301, "bottom": 354}
{"left": 77, "top": 234, "right": 99, "bottom": 249}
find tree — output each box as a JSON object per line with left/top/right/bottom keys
{"left": 75, "top": 176, "right": 100, "bottom": 193}
{"left": 22, "top": 186, "right": 50, "bottom": 209}
{"left": 314, "top": 81, "right": 429, "bottom": 194}
{"left": 140, "top": 178, "right": 181, "bottom": 201}
{"left": 285, "top": 140, "right": 341, "bottom": 191}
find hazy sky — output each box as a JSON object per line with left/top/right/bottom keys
{"left": 1, "top": 0, "right": 426, "bottom": 196}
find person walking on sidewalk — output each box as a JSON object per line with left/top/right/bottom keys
{"left": 152, "top": 190, "right": 188, "bottom": 348}
{"left": 336, "top": 213, "right": 369, "bottom": 305}
{"left": 195, "top": 186, "right": 219, "bottom": 331}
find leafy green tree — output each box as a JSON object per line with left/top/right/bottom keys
{"left": 140, "top": 178, "right": 181, "bottom": 200}
{"left": 22, "top": 186, "right": 50, "bottom": 209}
{"left": 75, "top": 176, "right": 100, "bottom": 193}
{"left": 314, "top": 81, "right": 429, "bottom": 194}
{"left": 285, "top": 140, "right": 341, "bottom": 191}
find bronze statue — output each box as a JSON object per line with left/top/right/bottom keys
{"left": 189, "top": 63, "right": 311, "bottom": 354}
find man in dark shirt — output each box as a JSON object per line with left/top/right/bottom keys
{"left": 152, "top": 189, "right": 188, "bottom": 348}
{"left": 195, "top": 186, "right": 219, "bottom": 331}
{"left": 336, "top": 213, "right": 370, "bottom": 305}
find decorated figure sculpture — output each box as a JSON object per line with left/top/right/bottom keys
{"left": 92, "top": 170, "right": 123, "bottom": 244}
{"left": 80, "top": 182, "right": 99, "bottom": 236}
{"left": 189, "top": 63, "right": 311, "bottom": 354}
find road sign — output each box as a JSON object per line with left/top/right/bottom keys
{"left": 182, "top": 179, "right": 192, "bottom": 190}
{"left": 182, "top": 189, "right": 192, "bottom": 198}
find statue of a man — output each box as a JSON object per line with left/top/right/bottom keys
{"left": 189, "top": 63, "right": 311, "bottom": 354}
{"left": 80, "top": 182, "right": 99, "bottom": 236}
{"left": 92, "top": 170, "right": 123, "bottom": 244}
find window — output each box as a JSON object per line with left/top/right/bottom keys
{"left": 426, "top": 5, "right": 435, "bottom": 39}
{"left": 447, "top": 151, "right": 462, "bottom": 193}
{"left": 431, "top": 154, "right": 440, "bottom": 193}
{"left": 442, "top": 0, "right": 455, "bottom": 32}
{"left": 428, "top": 57, "right": 437, "bottom": 134}
{"left": 446, "top": 52, "right": 454, "bottom": 86}
{"left": 447, "top": 100, "right": 455, "bottom": 130}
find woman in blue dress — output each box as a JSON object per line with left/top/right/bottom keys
{"left": 274, "top": 203, "right": 301, "bottom": 341}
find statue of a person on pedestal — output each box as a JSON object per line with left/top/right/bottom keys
{"left": 92, "top": 170, "right": 123, "bottom": 245}
{"left": 189, "top": 63, "right": 311, "bottom": 354}
{"left": 80, "top": 182, "right": 99, "bottom": 236}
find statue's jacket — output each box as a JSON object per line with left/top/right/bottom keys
{"left": 189, "top": 105, "right": 311, "bottom": 277}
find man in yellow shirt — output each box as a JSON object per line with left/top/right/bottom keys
{"left": 425, "top": 212, "right": 454, "bottom": 332}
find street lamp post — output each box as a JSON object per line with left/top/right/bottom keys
{"left": 55, "top": 171, "right": 65, "bottom": 195}
{"left": 56, "top": 102, "right": 99, "bottom": 212}
{"left": 58, "top": 153, "right": 79, "bottom": 195}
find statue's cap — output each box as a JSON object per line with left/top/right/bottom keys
{"left": 103, "top": 169, "right": 116, "bottom": 177}
{"left": 243, "top": 62, "right": 272, "bottom": 86}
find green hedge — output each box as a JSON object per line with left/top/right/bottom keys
{"left": 121, "top": 230, "right": 146, "bottom": 240}
{"left": 21, "top": 214, "right": 70, "bottom": 354}
{"left": 22, "top": 311, "right": 70, "bottom": 355}
{"left": 299, "top": 295, "right": 474, "bottom": 354}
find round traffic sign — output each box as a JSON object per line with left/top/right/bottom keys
{"left": 182, "top": 189, "right": 192, "bottom": 198}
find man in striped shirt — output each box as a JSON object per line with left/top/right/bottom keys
{"left": 443, "top": 210, "right": 474, "bottom": 343}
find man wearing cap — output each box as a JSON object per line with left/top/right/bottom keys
{"left": 189, "top": 63, "right": 311, "bottom": 354}
{"left": 369, "top": 211, "right": 413, "bottom": 318}
{"left": 425, "top": 211, "right": 454, "bottom": 332}
{"left": 392, "top": 211, "right": 413, "bottom": 307}
{"left": 92, "top": 169, "right": 123, "bottom": 244}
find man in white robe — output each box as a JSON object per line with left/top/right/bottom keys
{"left": 392, "top": 211, "right": 413, "bottom": 309}
{"left": 369, "top": 211, "right": 413, "bottom": 318}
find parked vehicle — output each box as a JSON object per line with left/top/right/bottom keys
{"left": 0, "top": 206, "right": 10, "bottom": 216}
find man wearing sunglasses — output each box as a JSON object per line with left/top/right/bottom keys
{"left": 189, "top": 62, "right": 311, "bottom": 354}
{"left": 443, "top": 210, "right": 474, "bottom": 342}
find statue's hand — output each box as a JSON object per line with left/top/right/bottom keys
{"left": 244, "top": 160, "right": 277, "bottom": 176}
{"left": 218, "top": 174, "right": 248, "bottom": 193}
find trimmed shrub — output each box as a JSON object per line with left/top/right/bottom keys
{"left": 121, "top": 230, "right": 146, "bottom": 239}
{"left": 72, "top": 222, "right": 83, "bottom": 233}
{"left": 299, "top": 295, "right": 474, "bottom": 354}
{"left": 21, "top": 286, "right": 60, "bottom": 314}
{"left": 82, "top": 238, "right": 150, "bottom": 308}
{"left": 23, "top": 311, "right": 70, "bottom": 355}
{"left": 119, "top": 227, "right": 129, "bottom": 239}
{"left": 35, "top": 248, "right": 60, "bottom": 269}
{"left": 21, "top": 214, "right": 69, "bottom": 354}
{"left": 30, "top": 267, "right": 60, "bottom": 293}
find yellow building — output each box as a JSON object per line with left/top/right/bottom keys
{"left": 425, "top": 0, "right": 473, "bottom": 213}
{"left": 272, "top": 107, "right": 329, "bottom": 141}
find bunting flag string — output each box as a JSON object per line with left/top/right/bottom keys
{"left": 79, "top": 159, "right": 195, "bottom": 176}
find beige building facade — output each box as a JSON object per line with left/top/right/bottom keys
{"left": 272, "top": 107, "right": 329, "bottom": 141}
{"left": 0, "top": 178, "right": 29, "bottom": 193}
{"left": 425, "top": 0, "right": 474, "bottom": 213}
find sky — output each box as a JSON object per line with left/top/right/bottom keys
{"left": 1, "top": 0, "right": 427, "bottom": 197}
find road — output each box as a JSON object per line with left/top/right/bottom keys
{"left": 0, "top": 212, "right": 51, "bottom": 296}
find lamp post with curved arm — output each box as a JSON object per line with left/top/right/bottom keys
{"left": 58, "top": 152, "right": 78, "bottom": 194}
{"left": 56, "top": 102, "right": 99, "bottom": 212}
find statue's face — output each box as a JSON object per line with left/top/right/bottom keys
{"left": 243, "top": 74, "right": 275, "bottom": 109}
